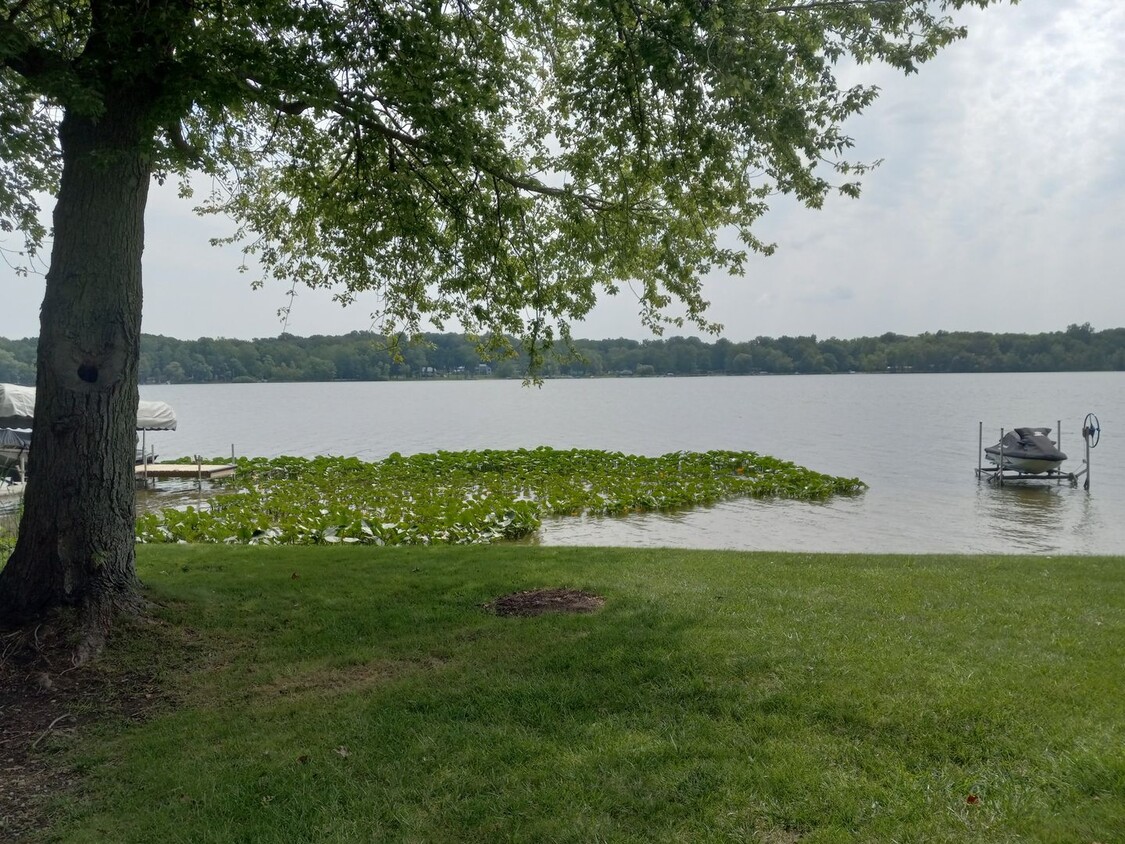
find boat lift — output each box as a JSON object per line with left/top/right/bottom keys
{"left": 976, "top": 413, "right": 1100, "bottom": 490}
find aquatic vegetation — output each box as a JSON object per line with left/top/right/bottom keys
{"left": 135, "top": 448, "right": 865, "bottom": 546}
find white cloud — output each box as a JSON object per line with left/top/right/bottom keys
{"left": 675, "top": 0, "right": 1125, "bottom": 342}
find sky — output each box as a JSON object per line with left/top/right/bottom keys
{"left": 2, "top": 0, "right": 1123, "bottom": 344}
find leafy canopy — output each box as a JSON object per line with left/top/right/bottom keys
{"left": 1, "top": 0, "right": 1000, "bottom": 354}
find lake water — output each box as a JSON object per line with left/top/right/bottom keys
{"left": 139, "top": 373, "right": 1124, "bottom": 556}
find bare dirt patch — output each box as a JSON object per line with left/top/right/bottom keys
{"left": 0, "top": 613, "right": 186, "bottom": 841}
{"left": 483, "top": 587, "right": 605, "bottom": 617}
{"left": 260, "top": 656, "right": 447, "bottom": 700}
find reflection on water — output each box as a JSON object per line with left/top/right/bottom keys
{"left": 136, "top": 480, "right": 222, "bottom": 515}
{"left": 4, "top": 480, "right": 217, "bottom": 519}
{"left": 977, "top": 483, "right": 1066, "bottom": 554}
{"left": 1068, "top": 493, "right": 1105, "bottom": 550}
{"left": 534, "top": 479, "right": 1113, "bottom": 556}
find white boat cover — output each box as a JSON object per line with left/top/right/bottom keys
{"left": 0, "top": 383, "right": 177, "bottom": 430}
{"left": 136, "top": 399, "right": 178, "bottom": 431}
{"left": 0, "top": 383, "right": 35, "bottom": 428}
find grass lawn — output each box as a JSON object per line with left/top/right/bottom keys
{"left": 26, "top": 546, "right": 1125, "bottom": 842}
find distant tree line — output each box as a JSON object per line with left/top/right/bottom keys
{"left": 0, "top": 324, "right": 1121, "bottom": 387}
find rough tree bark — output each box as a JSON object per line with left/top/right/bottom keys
{"left": 0, "top": 99, "right": 152, "bottom": 655}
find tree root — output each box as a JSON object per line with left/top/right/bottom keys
{"left": 74, "top": 587, "right": 148, "bottom": 666}
{"left": 31, "top": 713, "right": 76, "bottom": 750}
{"left": 0, "top": 587, "right": 148, "bottom": 669}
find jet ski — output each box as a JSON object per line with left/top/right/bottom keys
{"left": 984, "top": 427, "right": 1067, "bottom": 474}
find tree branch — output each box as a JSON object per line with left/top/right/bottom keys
{"left": 240, "top": 78, "right": 310, "bottom": 114}
{"left": 2, "top": 0, "right": 36, "bottom": 24}
{"left": 238, "top": 74, "right": 625, "bottom": 213}
{"left": 0, "top": 15, "right": 78, "bottom": 92}
{"left": 165, "top": 121, "right": 204, "bottom": 164}
{"left": 767, "top": 0, "right": 902, "bottom": 11}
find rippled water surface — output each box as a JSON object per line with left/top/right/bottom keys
{"left": 140, "top": 372, "right": 1124, "bottom": 555}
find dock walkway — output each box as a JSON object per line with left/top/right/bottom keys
{"left": 136, "top": 463, "right": 238, "bottom": 483}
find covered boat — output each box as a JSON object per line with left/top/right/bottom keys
{"left": 0, "top": 382, "right": 35, "bottom": 428}
{"left": 0, "top": 382, "right": 177, "bottom": 431}
{"left": 0, "top": 382, "right": 176, "bottom": 469}
{"left": 984, "top": 427, "right": 1067, "bottom": 474}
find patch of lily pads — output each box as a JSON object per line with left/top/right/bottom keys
{"left": 135, "top": 448, "right": 865, "bottom": 546}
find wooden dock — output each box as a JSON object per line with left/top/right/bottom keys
{"left": 135, "top": 463, "right": 238, "bottom": 482}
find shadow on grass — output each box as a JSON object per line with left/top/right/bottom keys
{"left": 32, "top": 545, "right": 1125, "bottom": 843}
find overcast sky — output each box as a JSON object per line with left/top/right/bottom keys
{"left": 2, "top": 0, "right": 1122, "bottom": 344}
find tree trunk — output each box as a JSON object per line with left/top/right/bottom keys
{"left": 0, "top": 101, "right": 152, "bottom": 640}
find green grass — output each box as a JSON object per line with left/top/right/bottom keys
{"left": 0, "top": 501, "right": 19, "bottom": 556}
{"left": 42, "top": 546, "right": 1125, "bottom": 842}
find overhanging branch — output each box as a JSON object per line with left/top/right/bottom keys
{"left": 0, "top": 16, "right": 82, "bottom": 97}
{"left": 767, "top": 0, "right": 904, "bottom": 11}
{"left": 165, "top": 121, "right": 203, "bottom": 164}
{"left": 239, "top": 74, "right": 628, "bottom": 214}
